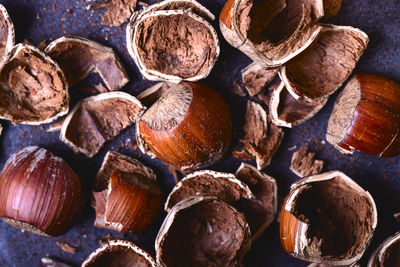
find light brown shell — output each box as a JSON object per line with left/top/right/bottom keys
{"left": 367, "top": 231, "right": 400, "bottom": 267}
{"left": 0, "top": 4, "right": 14, "bottom": 70}
{"left": 240, "top": 62, "right": 278, "bottom": 97}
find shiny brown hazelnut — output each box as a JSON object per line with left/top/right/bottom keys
{"left": 280, "top": 171, "right": 377, "bottom": 266}
{"left": 219, "top": 0, "right": 324, "bottom": 68}
{"left": 156, "top": 196, "right": 251, "bottom": 267}
{"left": 136, "top": 82, "right": 232, "bottom": 172}
{"left": 368, "top": 231, "right": 400, "bottom": 267}
{"left": 126, "top": 1, "right": 219, "bottom": 83}
{"left": 327, "top": 74, "right": 400, "bottom": 157}
{"left": 82, "top": 239, "right": 157, "bottom": 267}
{"left": 0, "top": 146, "right": 84, "bottom": 236}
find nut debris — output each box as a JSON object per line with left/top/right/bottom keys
{"left": 41, "top": 258, "right": 72, "bottom": 267}
{"left": 290, "top": 146, "right": 324, "bottom": 177}
{"left": 56, "top": 241, "right": 77, "bottom": 254}
{"left": 241, "top": 62, "right": 278, "bottom": 97}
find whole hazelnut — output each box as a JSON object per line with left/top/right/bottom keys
{"left": 0, "top": 146, "right": 84, "bottom": 236}
{"left": 136, "top": 82, "right": 232, "bottom": 172}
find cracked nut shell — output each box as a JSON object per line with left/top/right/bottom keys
{"left": 0, "top": 4, "right": 14, "bottom": 70}
{"left": 367, "top": 231, "right": 400, "bottom": 267}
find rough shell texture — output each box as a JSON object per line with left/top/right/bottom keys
{"left": 241, "top": 62, "right": 278, "bottom": 97}
{"left": 323, "top": 0, "right": 342, "bottom": 19}
{"left": 270, "top": 82, "right": 327, "bottom": 128}
{"left": 367, "top": 231, "right": 400, "bottom": 267}
{"left": 45, "top": 37, "right": 129, "bottom": 93}
{"left": 280, "top": 171, "right": 377, "bottom": 266}
{"left": 0, "top": 146, "right": 84, "bottom": 236}
{"left": 164, "top": 169, "right": 254, "bottom": 212}
{"left": 155, "top": 196, "right": 251, "bottom": 267}
{"left": 127, "top": 9, "right": 219, "bottom": 83}
{"left": 233, "top": 100, "right": 283, "bottom": 170}
{"left": 290, "top": 146, "right": 324, "bottom": 177}
{"left": 99, "top": 0, "right": 137, "bottom": 26}
{"left": 82, "top": 239, "right": 156, "bottom": 267}
{"left": 327, "top": 74, "right": 400, "bottom": 157}
{"left": 0, "top": 44, "right": 69, "bottom": 125}
{"left": 280, "top": 24, "right": 369, "bottom": 101}
{"left": 136, "top": 82, "right": 232, "bottom": 172}
{"left": 235, "top": 163, "right": 278, "bottom": 241}
{"left": 0, "top": 4, "right": 14, "bottom": 70}
{"left": 220, "top": 0, "right": 324, "bottom": 68}
{"left": 60, "top": 92, "right": 145, "bottom": 157}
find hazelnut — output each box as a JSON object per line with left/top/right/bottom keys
{"left": 280, "top": 171, "right": 377, "bottom": 265}
{"left": 327, "top": 74, "right": 400, "bottom": 157}
{"left": 269, "top": 82, "right": 327, "bottom": 128}
{"left": 45, "top": 37, "right": 129, "bottom": 93}
{"left": 280, "top": 24, "right": 368, "bottom": 101}
{"left": 0, "top": 44, "right": 69, "bottom": 125}
{"left": 220, "top": 0, "right": 324, "bottom": 67}
{"left": 82, "top": 239, "right": 156, "bottom": 267}
{"left": 240, "top": 62, "right": 278, "bottom": 97}
{"left": 0, "top": 4, "right": 14, "bottom": 69}
{"left": 136, "top": 82, "right": 232, "bottom": 172}
{"left": 368, "top": 231, "right": 400, "bottom": 267}
{"left": 60, "top": 92, "right": 145, "bottom": 157}
{"left": 0, "top": 146, "right": 84, "bottom": 236}
{"left": 156, "top": 196, "right": 251, "bottom": 267}
{"left": 92, "top": 155, "right": 162, "bottom": 233}
{"left": 127, "top": 2, "right": 219, "bottom": 83}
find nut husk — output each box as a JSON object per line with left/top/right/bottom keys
{"left": 367, "top": 231, "right": 400, "bottom": 267}
{"left": 241, "top": 62, "right": 278, "bottom": 97}
{"left": 269, "top": 82, "right": 327, "bottom": 128}
{"left": 0, "top": 146, "right": 84, "bottom": 236}
{"left": 136, "top": 82, "right": 232, "bottom": 172}
{"left": 127, "top": 8, "right": 219, "bottom": 83}
{"left": 280, "top": 24, "right": 369, "bottom": 101}
{"left": 60, "top": 92, "right": 145, "bottom": 157}
{"left": 280, "top": 171, "right": 377, "bottom": 265}
{"left": 164, "top": 169, "right": 254, "bottom": 212}
{"left": 327, "top": 74, "right": 400, "bottom": 157}
{"left": 220, "top": 0, "right": 324, "bottom": 68}
{"left": 0, "top": 44, "right": 69, "bottom": 125}
{"left": 156, "top": 196, "right": 251, "bottom": 267}
{"left": 45, "top": 37, "right": 129, "bottom": 93}
{"left": 290, "top": 146, "right": 324, "bottom": 177}
{"left": 82, "top": 239, "right": 156, "bottom": 267}
{"left": 0, "top": 4, "right": 14, "bottom": 70}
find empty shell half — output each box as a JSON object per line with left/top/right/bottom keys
{"left": 60, "top": 92, "right": 145, "bottom": 157}
{"left": 82, "top": 239, "right": 156, "bottom": 267}
{"left": 220, "top": 0, "right": 324, "bottom": 68}
{"left": 367, "top": 231, "right": 400, "bottom": 267}
{"left": 0, "top": 4, "right": 14, "bottom": 70}
{"left": 280, "top": 171, "right": 377, "bottom": 266}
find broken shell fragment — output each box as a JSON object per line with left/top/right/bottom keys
{"left": 99, "top": 0, "right": 137, "bottom": 26}
{"left": 164, "top": 169, "right": 254, "bottom": 212}
{"left": 60, "top": 92, "right": 145, "bottom": 157}
{"left": 270, "top": 82, "right": 327, "bottom": 128}
{"left": 280, "top": 171, "right": 377, "bottom": 266}
{"left": 0, "top": 146, "right": 84, "bottom": 236}
{"left": 45, "top": 37, "right": 129, "bottom": 93}
{"left": 0, "top": 44, "right": 69, "bottom": 125}
{"left": 82, "top": 239, "right": 156, "bottom": 267}
{"left": 290, "top": 146, "right": 324, "bottom": 177}
{"left": 93, "top": 169, "right": 162, "bottom": 233}
{"left": 235, "top": 163, "right": 278, "bottom": 241}
{"left": 323, "top": 0, "right": 342, "bottom": 19}
{"left": 220, "top": 0, "right": 324, "bottom": 68}
{"left": 241, "top": 62, "right": 278, "bottom": 97}
{"left": 280, "top": 24, "right": 369, "bottom": 101}
{"left": 367, "top": 231, "right": 400, "bottom": 267}
{"left": 127, "top": 9, "right": 219, "bottom": 83}
{"left": 156, "top": 196, "right": 251, "bottom": 267}
{"left": 233, "top": 100, "right": 284, "bottom": 170}
{"left": 136, "top": 82, "right": 232, "bottom": 172}
{"left": 0, "top": 4, "right": 14, "bottom": 70}
{"left": 327, "top": 74, "right": 400, "bottom": 157}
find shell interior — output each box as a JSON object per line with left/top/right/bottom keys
{"left": 241, "top": 62, "right": 278, "bottom": 97}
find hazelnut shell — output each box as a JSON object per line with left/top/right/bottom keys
{"left": 367, "top": 231, "right": 400, "bottom": 267}
{"left": 0, "top": 4, "right": 14, "bottom": 70}
{"left": 241, "top": 62, "right": 278, "bottom": 97}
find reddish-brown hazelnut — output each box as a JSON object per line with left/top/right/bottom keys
{"left": 0, "top": 146, "right": 84, "bottom": 236}
{"left": 368, "top": 231, "right": 400, "bottom": 267}
{"left": 280, "top": 171, "right": 377, "bottom": 266}
{"left": 327, "top": 74, "right": 400, "bottom": 157}
{"left": 136, "top": 82, "right": 232, "bottom": 172}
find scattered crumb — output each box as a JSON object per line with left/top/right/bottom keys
{"left": 287, "top": 145, "right": 297, "bottom": 151}
{"left": 290, "top": 146, "right": 324, "bottom": 177}
{"left": 56, "top": 241, "right": 77, "bottom": 254}
{"left": 41, "top": 258, "right": 72, "bottom": 267}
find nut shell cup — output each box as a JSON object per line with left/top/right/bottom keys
{"left": 0, "top": 4, "right": 15, "bottom": 70}
{"left": 367, "top": 231, "right": 400, "bottom": 267}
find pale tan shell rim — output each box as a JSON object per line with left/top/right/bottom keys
{"left": 0, "top": 43, "right": 70, "bottom": 125}
{"left": 60, "top": 92, "right": 145, "bottom": 158}
{"left": 280, "top": 24, "right": 369, "bottom": 101}
{"left": 81, "top": 239, "right": 157, "bottom": 267}
{"left": 229, "top": 0, "right": 324, "bottom": 68}
{"left": 0, "top": 4, "right": 15, "bottom": 71}
{"left": 164, "top": 169, "right": 255, "bottom": 212}
{"left": 367, "top": 231, "right": 400, "bottom": 267}
{"left": 127, "top": 9, "right": 220, "bottom": 83}
{"left": 269, "top": 82, "right": 328, "bottom": 128}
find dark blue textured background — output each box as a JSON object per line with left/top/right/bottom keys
{"left": 0, "top": 0, "right": 399, "bottom": 266}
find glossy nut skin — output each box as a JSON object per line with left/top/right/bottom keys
{"left": 279, "top": 204, "right": 300, "bottom": 254}
{"left": 337, "top": 74, "right": 400, "bottom": 157}
{"left": 137, "top": 82, "right": 232, "bottom": 171}
{"left": 0, "top": 146, "right": 84, "bottom": 236}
